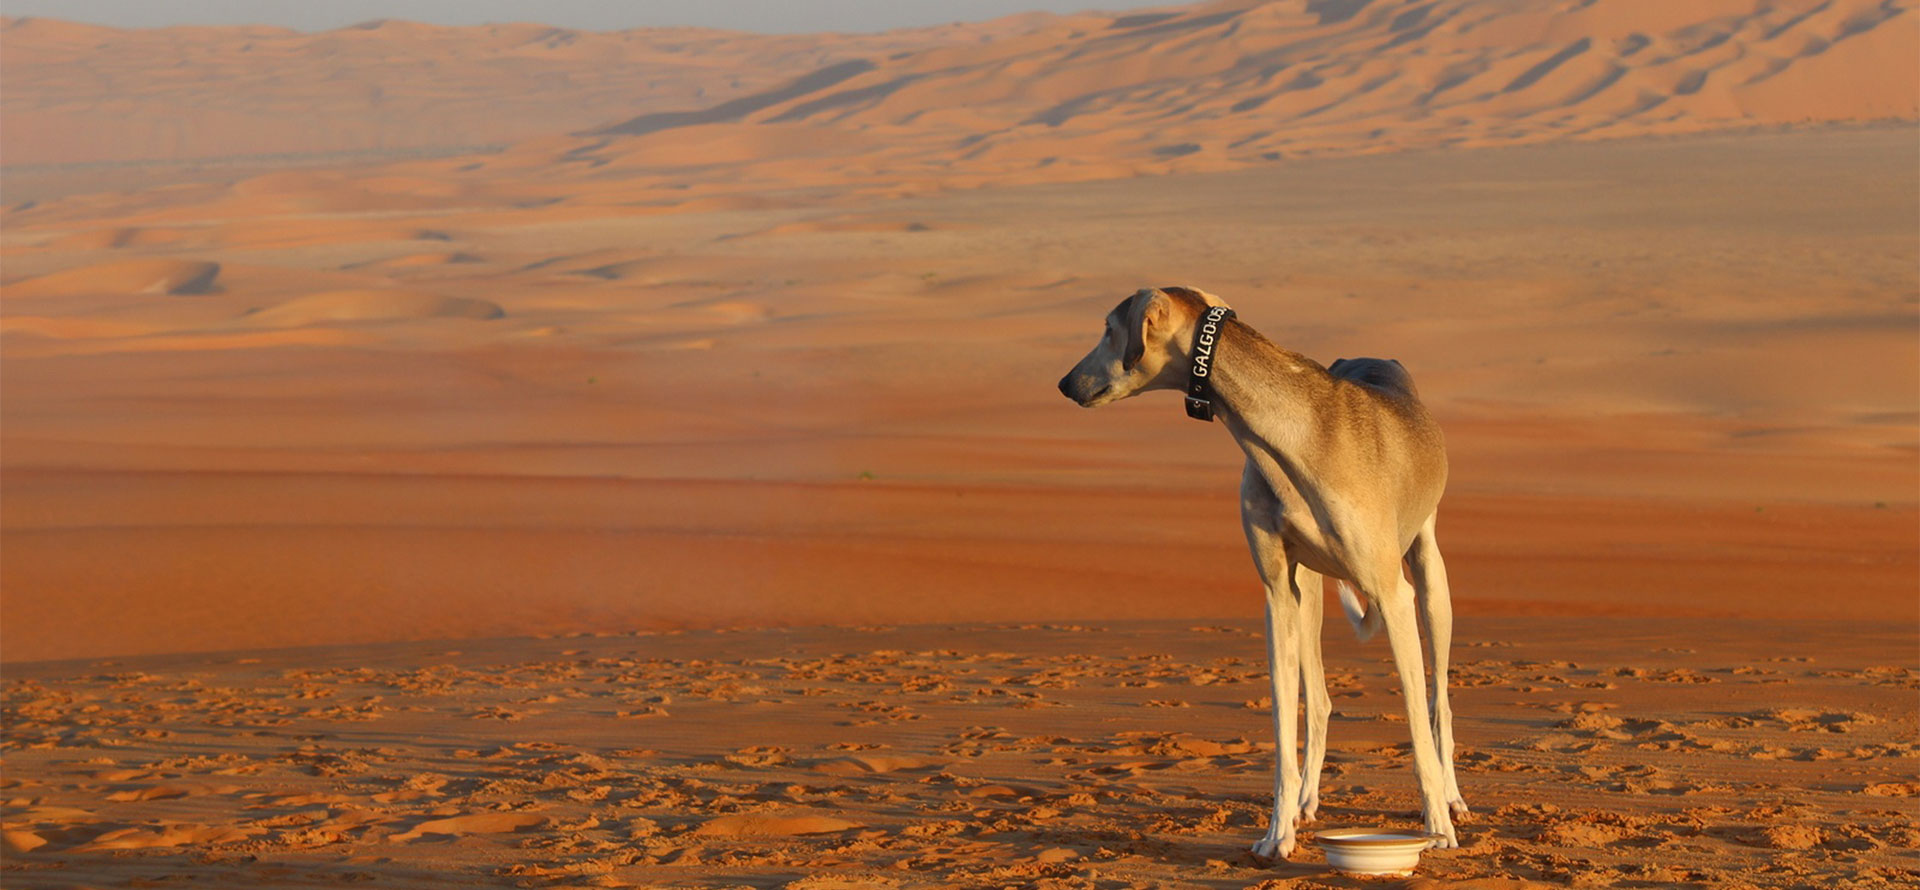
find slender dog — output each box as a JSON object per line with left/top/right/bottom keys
{"left": 1057, "top": 286, "right": 1466, "bottom": 859}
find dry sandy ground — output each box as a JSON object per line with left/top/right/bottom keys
{"left": 4, "top": 618, "right": 1916, "bottom": 888}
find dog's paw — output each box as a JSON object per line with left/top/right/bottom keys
{"left": 1448, "top": 794, "right": 1471, "bottom": 818}
{"left": 1250, "top": 829, "right": 1296, "bottom": 862}
{"left": 1425, "top": 813, "right": 1460, "bottom": 849}
{"left": 1297, "top": 793, "right": 1320, "bottom": 824}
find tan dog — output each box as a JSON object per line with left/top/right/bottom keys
{"left": 1057, "top": 286, "right": 1465, "bottom": 860}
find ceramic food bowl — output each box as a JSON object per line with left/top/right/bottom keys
{"left": 1314, "top": 828, "right": 1443, "bottom": 876}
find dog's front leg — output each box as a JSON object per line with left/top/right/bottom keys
{"left": 1293, "top": 563, "right": 1331, "bottom": 823}
{"left": 1253, "top": 577, "right": 1304, "bottom": 861}
{"left": 1240, "top": 468, "right": 1304, "bottom": 860}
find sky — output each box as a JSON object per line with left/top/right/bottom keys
{"left": 0, "top": 0, "right": 1167, "bottom": 33}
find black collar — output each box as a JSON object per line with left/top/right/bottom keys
{"left": 1184, "top": 305, "right": 1234, "bottom": 422}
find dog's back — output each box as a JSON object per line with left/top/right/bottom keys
{"left": 1325, "top": 356, "right": 1445, "bottom": 534}
{"left": 1328, "top": 356, "right": 1420, "bottom": 398}
{"left": 1328, "top": 357, "right": 1418, "bottom": 401}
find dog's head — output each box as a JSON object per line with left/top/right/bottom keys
{"left": 1057, "top": 286, "right": 1228, "bottom": 407}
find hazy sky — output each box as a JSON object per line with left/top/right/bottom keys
{"left": 1, "top": 1, "right": 1166, "bottom": 33}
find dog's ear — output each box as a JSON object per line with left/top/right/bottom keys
{"left": 1121, "top": 293, "right": 1144, "bottom": 370}
{"left": 1121, "top": 289, "right": 1169, "bottom": 371}
{"left": 1161, "top": 285, "right": 1230, "bottom": 309}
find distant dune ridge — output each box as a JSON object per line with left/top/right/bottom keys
{"left": 6, "top": 258, "right": 220, "bottom": 297}
{"left": 0, "top": 15, "right": 901, "bottom": 167}
{"left": 3, "top": 0, "right": 1913, "bottom": 185}
{"left": 0, "top": 0, "right": 1910, "bottom": 236}
{"left": 241, "top": 290, "right": 505, "bottom": 326}
{"left": 561, "top": 0, "right": 1916, "bottom": 181}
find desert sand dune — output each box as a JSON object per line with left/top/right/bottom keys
{"left": 242, "top": 289, "right": 505, "bottom": 326}
{"left": 6, "top": 258, "right": 220, "bottom": 297}
{"left": 541, "top": 0, "right": 1917, "bottom": 189}
{"left": 347, "top": 250, "right": 484, "bottom": 270}
{"left": 0, "top": 14, "right": 975, "bottom": 169}
{"left": 5, "top": 0, "right": 1912, "bottom": 214}
{"left": 43, "top": 227, "right": 181, "bottom": 250}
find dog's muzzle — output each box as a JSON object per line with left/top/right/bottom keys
{"left": 1057, "top": 373, "right": 1108, "bottom": 407}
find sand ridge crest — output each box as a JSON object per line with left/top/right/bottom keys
{"left": 241, "top": 289, "right": 506, "bottom": 326}
{"left": 5, "top": 259, "right": 220, "bottom": 298}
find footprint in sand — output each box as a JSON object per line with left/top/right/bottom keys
{"left": 390, "top": 812, "right": 549, "bottom": 842}
{"left": 1862, "top": 781, "right": 1920, "bottom": 797}
{"left": 1758, "top": 708, "right": 1880, "bottom": 733}
{"left": 726, "top": 746, "right": 793, "bottom": 768}
{"left": 75, "top": 822, "right": 264, "bottom": 851}
{"left": 690, "top": 813, "right": 864, "bottom": 837}
{"left": 104, "top": 782, "right": 234, "bottom": 802}
{"left": 810, "top": 754, "right": 947, "bottom": 776}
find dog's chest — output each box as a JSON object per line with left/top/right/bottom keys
{"left": 1240, "top": 450, "right": 1352, "bottom": 578}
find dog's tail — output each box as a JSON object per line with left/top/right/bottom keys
{"left": 1337, "top": 581, "right": 1383, "bottom": 642}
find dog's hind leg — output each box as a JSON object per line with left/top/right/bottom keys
{"left": 1240, "top": 466, "right": 1303, "bottom": 860}
{"left": 1368, "top": 559, "right": 1459, "bottom": 848}
{"left": 1409, "top": 512, "right": 1467, "bottom": 815}
{"left": 1293, "top": 564, "right": 1332, "bottom": 823}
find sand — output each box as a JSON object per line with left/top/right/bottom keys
{"left": 2, "top": 127, "right": 1913, "bottom": 887}
{"left": 2, "top": 0, "right": 1916, "bottom": 886}
{"left": 6, "top": 259, "right": 221, "bottom": 298}
{"left": 3, "top": 619, "right": 1914, "bottom": 887}
{"left": 3, "top": 127, "right": 1913, "bottom": 662}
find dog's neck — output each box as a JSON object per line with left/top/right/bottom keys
{"left": 1201, "top": 319, "right": 1331, "bottom": 455}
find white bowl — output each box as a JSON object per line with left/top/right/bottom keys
{"left": 1314, "top": 828, "right": 1441, "bottom": 876}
